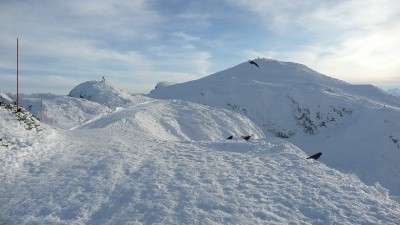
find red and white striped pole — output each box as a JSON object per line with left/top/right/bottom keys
{"left": 16, "top": 38, "right": 19, "bottom": 112}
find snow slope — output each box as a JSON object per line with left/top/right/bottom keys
{"left": 149, "top": 58, "right": 400, "bottom": 197}
{"left": 0, "top": 90, "right": 13, "bottom": 104}
{"left": 0, "top": 105, "right": 56, "bottom": 182}
{"left": 75, "top": 99, "right": 264, "bottom": 141}
{"left": 1, "top": 100, "right": 400, "bottom": 224}
{"left": 15, "top": 81, "right": 151, "bottom": 130}
{"left": 18, "top": 93, "right": 112, "bottom": 130}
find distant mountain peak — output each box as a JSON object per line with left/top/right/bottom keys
{"left": 195, "top": 59, "right": 348, "bottom": 87}
{"left": 149, "top": 58, "right": 400, "bottom": 197}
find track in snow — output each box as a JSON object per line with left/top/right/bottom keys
{"left": 2, "top": 128, "right": 400, "bottom": 224}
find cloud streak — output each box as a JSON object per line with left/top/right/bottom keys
{"left": 1, "top": 0, "right": 399, "bottom": 94}
{"left": 228, "top": 0, "right": 400, "bottom": 85}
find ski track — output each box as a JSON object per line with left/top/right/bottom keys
{"left": 1, "top": 128, "right": 400, "bottom": 224}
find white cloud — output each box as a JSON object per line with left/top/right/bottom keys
{"left": 2, "top": 0, "right": 399, "bottom": 94}
{"left": 172, "top": 32, "right": 201, "bottom": 42}
{"left": 226, "top": 0, "right": 400, "bottom": 35}
{"left": 231, "top": 0, "right": 400, "bottom": 86}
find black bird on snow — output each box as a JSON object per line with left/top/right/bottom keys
{"left": 226, "top": 135, "right": 233, "bottom": 140}
{"left": 307, "top": 152, "right": 322, "bottom": 160}
{"left": 249, "top": 60, "right": 259, "bottom": 68}
{"left": 242, "top": 135, "right": 251, "bottom": 141}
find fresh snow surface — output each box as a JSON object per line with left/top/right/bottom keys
{"left": 15, "top": 80, "right": 151, "bottom": 130}
{"left": 1, "top": 100, "right": 400, "bottom": 224}
{"left": 17, "top": 93, "right": 112, "bottom": 130}
{"left": 149, "top": 58, "right": 400, "bottom": 198}
{"left": 75, "top": 99, "right": 265, "bottom": 141}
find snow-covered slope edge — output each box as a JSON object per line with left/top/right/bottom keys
{"left": 76, "top": 99, "right": 265, "bottom": 141}
{"left": 1, "top": 98, "right": 400, "bottom": 223}
{"left": 18, "top": 93, "right": 112, "bottom": 130}
{"left": 149, "top": 58, "right": 400, "bottom": 198}
{"left": 0, "top": 105, "right": 57, "bottom": 181}
{"left": 16, "top": 79, "right": 151, "bottom": 130}
{"left": 0, "top": 90, "right": 13, "bottom": 104}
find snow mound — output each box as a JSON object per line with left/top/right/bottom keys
{"left": 149, "top": 58, "right": 400, "bottom": 197}
{"left": 18, "top": 93, "right": 112, "bottom": 130}
{"left": 0, "top": 105, "right": 56, "bottom": 181}
{"left": 69, "top": 80, "right": 151, "bottom": 109}
{"left": 77, "top": 99, "right": 264, "bottom": 141}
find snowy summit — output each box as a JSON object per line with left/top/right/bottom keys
{"left": 1, "top": 59, "right": 400, "bottom": 224}
{"left": 150, "top": 58, "right": 400, "bottom": 198}
{"left": 69, "top": 79, "right": 150, "bottom": 109}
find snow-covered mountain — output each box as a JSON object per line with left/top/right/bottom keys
{"left": 149, "top": 58, "right": 400, "bottom": 198}
{"left": 2, "top": 69, "right": 400, "bottom": 223}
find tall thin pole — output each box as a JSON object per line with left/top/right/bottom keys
{"left": 16, "top": 38, "right": 19, "bottom": 111}
{"left": 41, "top": 97, "right": 43, "bottom": 122}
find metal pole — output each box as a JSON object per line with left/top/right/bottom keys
{"left": 16, "top": 38, "right": 19, "bottom": 111}
{"left": 41, "top": 98, "right": 43, "bottom": 122}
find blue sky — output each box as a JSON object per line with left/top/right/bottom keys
{"left": 1, "top": 0, "right": 399, "bottom": 94}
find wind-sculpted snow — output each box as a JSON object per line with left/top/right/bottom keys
{"left": 18, "top": 93, "right": 112, "bottom": 129}
{"left": 149, "top": 58, "right": 400, "bottom": 198}
{"left": 0, "top": 106, "right": 56, "bottom": 182}
{"left": 1, "top": 128, "right": 400, "bottom": 224}
{"left": 76, "top": 99, "right": 264, "bottom": 141}
{"left": 1, "top": 96, "right": 400, "bottom": 224}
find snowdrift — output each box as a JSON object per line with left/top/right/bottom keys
{"left": 2, "top": 103, "right": 400, "bottom": 223}
{"left": 0, "top": 105, "right": 56, "bottom": 181}
{"left": 76, "top": 99, "right": 264, "bottom": 142}
{"left": 18, "top": 93, "right": 112, "bottom": 129}
{"left": 149, "top": 58, "right": 400, "bottom": 197}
